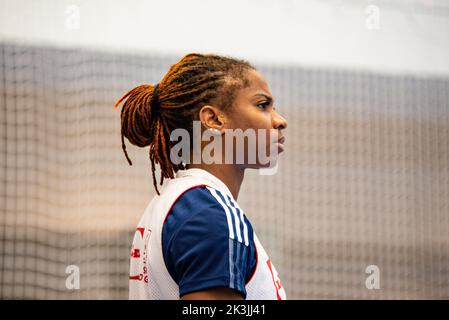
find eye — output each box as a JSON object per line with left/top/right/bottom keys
{"left": 256, "top": 101, "right": 270, "bottom": 110}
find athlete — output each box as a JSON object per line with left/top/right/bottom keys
{"left": 114, "top": 53, "right": 288, "bottom": 300}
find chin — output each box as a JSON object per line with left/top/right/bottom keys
{"left": 244, "top": 157, "right": 279, "bottom": 169}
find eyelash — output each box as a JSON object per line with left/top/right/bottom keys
{"left": 257, "top": 101, "right": 270, "bottom": 110}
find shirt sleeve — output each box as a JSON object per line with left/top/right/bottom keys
{"left": 162, "top": 186, "right": 256, "bottom": 299}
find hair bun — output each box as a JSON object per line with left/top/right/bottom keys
{"left": 113, "top": 84, "right": 160, "bottom": 164}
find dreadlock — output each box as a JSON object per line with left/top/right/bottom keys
{"left": 113, "top": 53, "right": 255, "bottom": 195}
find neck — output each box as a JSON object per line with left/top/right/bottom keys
{"left": 185, "top": 163, "right": 245, "bottom": 200}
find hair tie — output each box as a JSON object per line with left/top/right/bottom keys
{"left": 150, "top": 83, "right": 160, "bottom": 116}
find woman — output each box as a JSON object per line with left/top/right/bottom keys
{"left": 114, "top": 53, "right": 288, "bottom": 300}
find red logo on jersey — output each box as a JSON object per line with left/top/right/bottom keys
{"left": 130, "top": 247, "right": 140, "bottom": 258}
{"left": 136, "top": 227, "right": 145, "bottom": 238}
{"left": 130, "top": 228, "right": 151, "bottom": 284}
{"left": 266, "top": 259, "right": 282, "bottom": 300}
{"left": 129, "top": 274, "right": 143, "bottom": 281}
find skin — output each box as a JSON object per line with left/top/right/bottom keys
{"left": 182, "top": 69, "right": 288, "bottom": 300}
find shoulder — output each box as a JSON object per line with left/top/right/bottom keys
{"left": 163, "top": 186, "right": 247, "bottom": 239}
{"left": 164, "top": 185, "right": 240, "bottom": 233}
{"left": 161, "top": 186, "right": 257, "bottom": 298}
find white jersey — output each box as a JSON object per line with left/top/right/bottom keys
{"left": 129, "top": 168, "right": 286, "bottom": 300}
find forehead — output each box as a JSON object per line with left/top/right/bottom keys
{"left": 240, "top": 69, "right": 272, "bottom": 97}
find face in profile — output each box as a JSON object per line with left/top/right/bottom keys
{"left": 222, "top": 68, "right": 288, "bottom": 169}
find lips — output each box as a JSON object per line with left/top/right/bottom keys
{"left": 277, "top": 136, "right": 285, "bottom": 152}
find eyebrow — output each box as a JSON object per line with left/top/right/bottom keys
{"left": 253, "top": 93, "right": 274, "bottom": 104}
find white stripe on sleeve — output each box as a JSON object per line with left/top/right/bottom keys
{"left": 222, "top": 193, "right": 243, "bottom": 243}
{"left": 228, "top": 196, "right": 249, "bottom": 247}
{"left": 207, "top": 187, "right": 235, "bottom": 240}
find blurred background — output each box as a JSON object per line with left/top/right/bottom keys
{"left": 0, "top": 0, "right": 448, "bottom": 299}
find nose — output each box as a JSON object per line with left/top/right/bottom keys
{"left": 272, "top": 109, "right": 288, "bottom": 130}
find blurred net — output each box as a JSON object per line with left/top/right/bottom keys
{"left": 0, "top": 42, "right": 448, "bottom": 299}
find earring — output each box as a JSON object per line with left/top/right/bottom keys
{"left": 207, "top": 128, "right": 222, "bottom": 136}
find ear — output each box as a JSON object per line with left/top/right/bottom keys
{"left": 198, "top": 105, "right": 226, "bottom": 132}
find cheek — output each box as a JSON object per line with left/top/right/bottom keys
{"left": 239, "top": 110, "right": 271, "bottom": 130}
{"left": 227, "top": 107, "right": 272, "bottom": 143}
{"left": 243, "top": 115, "right": 272, "bottom": 147}
{"left": 253, "top": 114, "right": 273, "bottom": 142}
